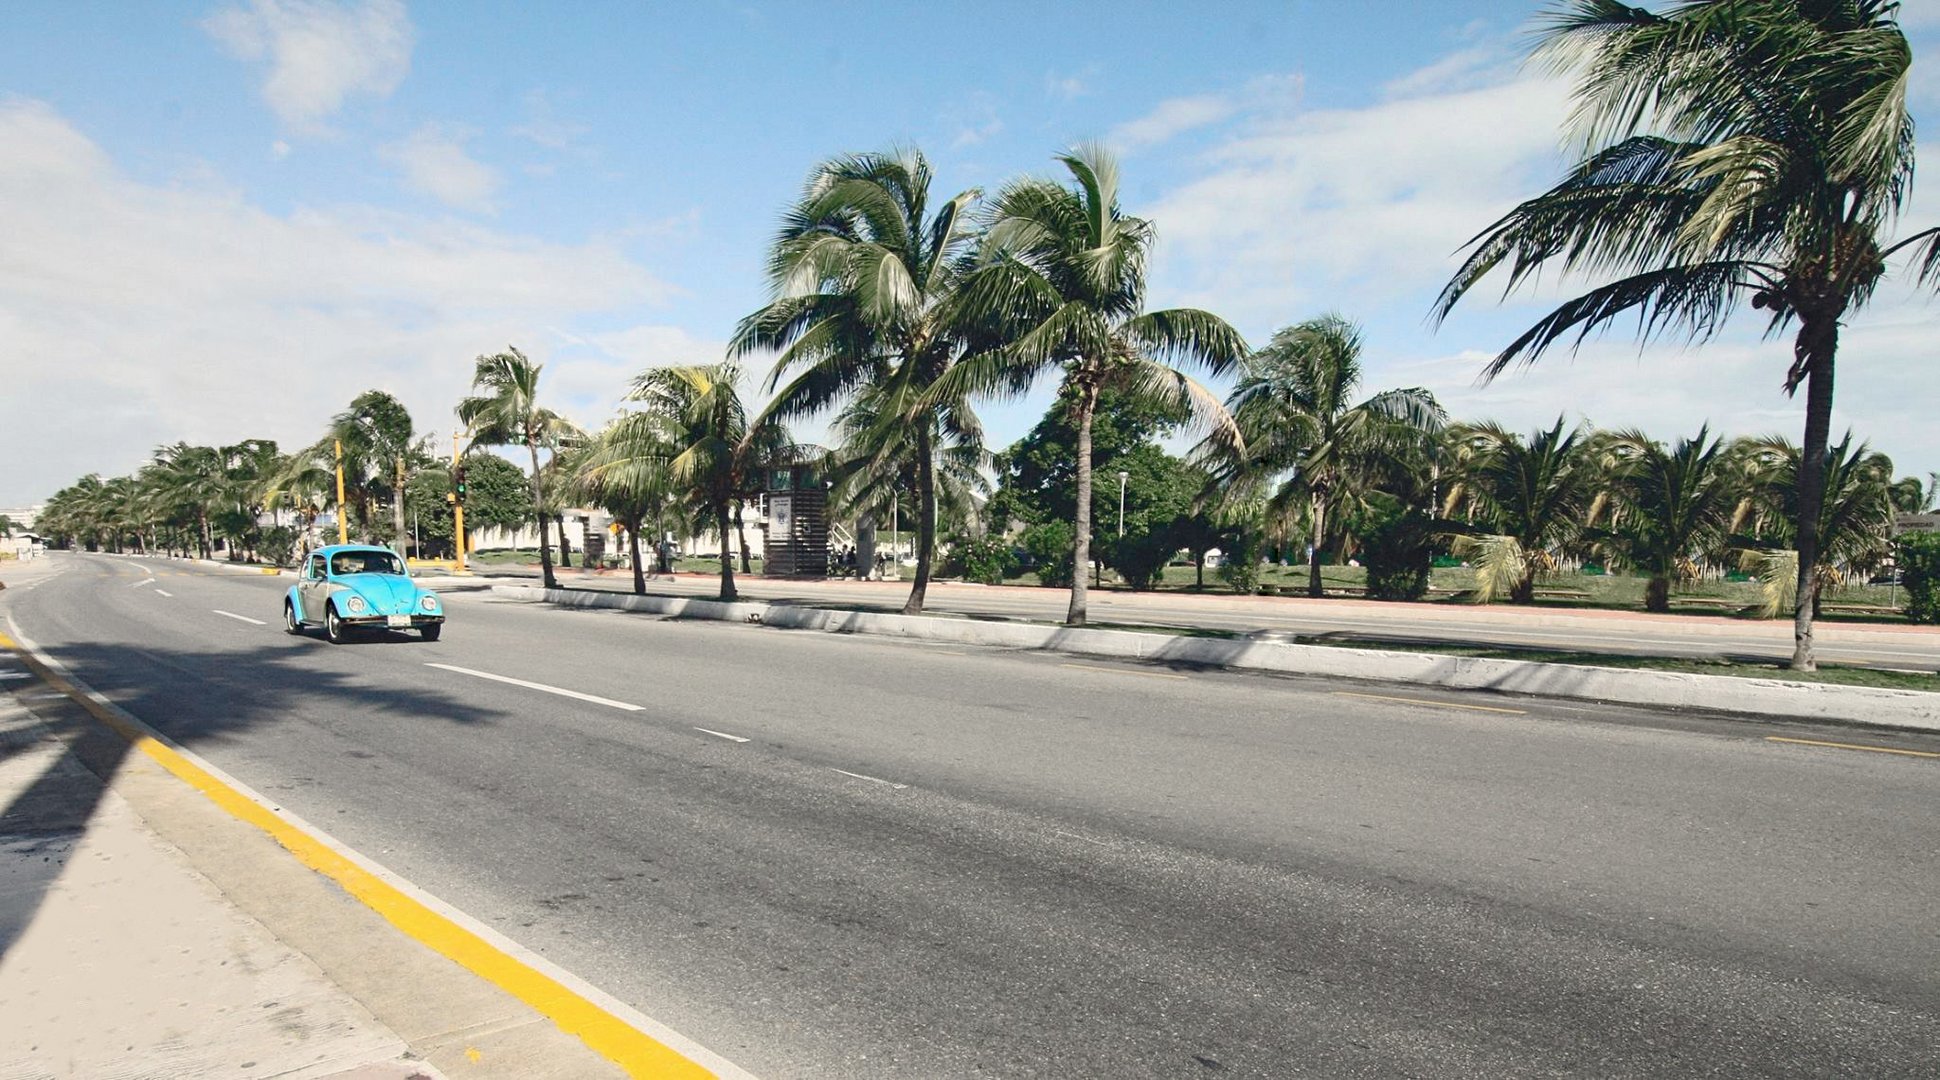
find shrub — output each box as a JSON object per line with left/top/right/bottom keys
{"left": 1217, "top": 530, "right": 1262, "bottom": 595}
{"left": 1897, "top": 533, "right": 1940, "bottom": 624}
{"left": 1019, "top": 521, "right": 1075, "bottom": 588}
{"left": 943, "top": 533, "right": 1016, "bottom": 585}
{"left": 1107, "top": 528, "right": 1177, "bottom": 591}
{"left": 1358, "top": 500, "right": 1434, "bottom": 602}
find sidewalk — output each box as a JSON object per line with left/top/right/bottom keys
{"left": 0, "top": 594, "right": 637, "bottom": 1077}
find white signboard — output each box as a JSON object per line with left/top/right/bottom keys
{"left": 1894, "top": 513, "right": 1940, "bottom": 535}
{"left": 768, "top": 495, "right": 793, "bottom": 538}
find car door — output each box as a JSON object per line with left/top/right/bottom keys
{"left": 299, "top": 554, "right": 329, "bottom": 621}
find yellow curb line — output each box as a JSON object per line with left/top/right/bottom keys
{"left": 0, "top": 630, "right": 716, "bottom": 1079}
{"left": 1764, "top": 736, "right": 1940, "bottom": 759}
{"left": 1332, "top": 690, "right": 1527, "bottom": 715}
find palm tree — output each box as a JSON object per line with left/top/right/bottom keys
{"left": 1435, "top": 0, "right": 1933, "bottom": 669}
{"left": 457, "top": 348, "right": 579, "bottom": 590}
{"left": 950, "top": 144, "right": 1248, "bottom": 625}
{"left": 329, "top": 391, "right": 419, "bottom": 553}
{"left": 1444, "top": 419, "right": 1591, "bottom": 604}
{"left": 1735, "top": 432, "right": 1896, "bottom": 616}
{"left": 732, "top": 147, "right": 984, "bottom": 615}
{"left": 571, "top": 418, "right": 678, "bottom": 596}
{"left": 149, "top": 442, "right": 226, "bottom": 558}
{"left": 618, "top": 363, "right": 793, "bottom": 602}
{"left": 1209, "top": 315, "right": 1444, "bottom": 598}
{"left": 1596, "top": 427, "right": 1733, "bottom": 612}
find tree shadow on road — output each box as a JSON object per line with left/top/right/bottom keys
{"left": 0, "top": 633, "right": 511, "bottom": 964}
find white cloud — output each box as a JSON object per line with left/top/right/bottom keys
{"left": 204, "top": 0, "right": 414, "bottom": 129}
{"left": 1109, "top": 75, "right": 1303, "bottom": 153}
{"left": 509, "top": 88, "right": 589, "bottom": 152}
{"left": 382, "top": 124, "right": 501, "bottom": 212}
{"left": 948, "top": 92, "right": 1005, "bottom": 149}
{"left": 0, "top": 99, "right": 674, "bottom": 503}
{"left": 1046, "top": 67, "right": 1098, "bottom": 100}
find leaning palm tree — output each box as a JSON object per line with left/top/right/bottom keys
{"left": 949, "top": 144, "right": 1249, "bottom": 625}
{"left": 457, "top": 348, "right": 581, "bottom": 589}
{"left": 732, "top": 147, "right": 984, "bottom": 615}
{"left": 571, "top": 417, "right": 677, "bottom": 596}
{"left": 619, "top": 363, "right": 794, "bottom": 602}
{"left": 1446, "top": 419, "right": 1591, "bottom": 604}
{"left": 1208, "top": 315, "right": 1444, "bottom": 598}
{"left": 1596, "top": 427, "right": 1733, "bottom": 612}
{"left": 329, "top": 391, "right": 419, "bottom": 553}
{"left": 1435, "top": 0, "right": 1934, "bottom": 669}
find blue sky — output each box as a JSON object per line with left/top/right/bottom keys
{"left": 3, "top": 0, "right": 1939, "bottom": 504}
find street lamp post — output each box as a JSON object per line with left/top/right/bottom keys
{"left": 1117, "top": 471, "right": 1129, "bottom": 538}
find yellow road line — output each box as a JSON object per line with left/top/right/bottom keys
{"left": 1765, "top": 736, "right": 1940, "bottom": 760}
{"left": 1058, "top": 662, "right": 1188, "bottom": 681}
{"left": 1332, "top": 690, "right": 1526, "bottom": 715}
{"left": 1, "top": 629, "right": 714, "bottom": 1078}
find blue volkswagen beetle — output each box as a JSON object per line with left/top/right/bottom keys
{"left": 284, "top": 544, "right": 445, "bottom": 643}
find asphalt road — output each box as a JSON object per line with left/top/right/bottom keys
{"left": 471, "top": 563, "right": 1940, "bottom": 672}
{"left": 8, "top": 552, "right": 1940, "bottom": 1078}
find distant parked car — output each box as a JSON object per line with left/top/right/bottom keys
{"left": 285, "top": 544, "right": 444, "bottom": 643}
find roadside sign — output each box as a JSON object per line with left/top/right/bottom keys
{"left": 1894, "top": 513, "right": 1940, "bottom": 535}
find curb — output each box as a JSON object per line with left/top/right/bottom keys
{"left": 492, "top": 585, "right": 1940, "bottom": 733}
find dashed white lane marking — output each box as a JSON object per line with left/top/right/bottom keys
{"left": 153, "top": 589, "right": 173, "bottom": 597}
{"left": 0, "top": 672, "right": 34, "bottom": 681}
{"left": 1052, "top": 829, "right": 1110, "bottom": 847}
{"left": 130, "top": 578, "right": 155, "bottom": 588}
{"left": 213, "top": 610, "right": 267, "bottom": 626}
{"left": 693, "top": 727, "right": 750, "bottom": 743}
{"left": 831, "top": 768, "right": 907, "bottom": 790}
{"left": 423, "top": 662, "right": 643, "bottom": 712}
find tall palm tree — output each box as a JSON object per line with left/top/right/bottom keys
{"left": 618, "top": 363, "right": 793, "bottom": 602}
{"left": 1435, "top": 0, "right": 1933, "bottom": 669}
{"left": 1735, "top": 432, "right": 1896, "bottom": 615}
{"left": 1596, "top": 427, "right": 1733, "bottom": 612}
{"left": 1210, "top": 315, "right": 1444, "bottom": 598}
{"left": 1445, "top": 419, "right": 1591, "bottom": 604}
{"left": 149, "top": 442, "right": 226, "bottom": 558}
{"left": 732, "top": 147, "right": 984, "bottom": 615}
{"left": 950, "top": 144, "right": 1248, "bottom": 625}
{"left": 457, "top": 348, "right": 580, "bottom": 589}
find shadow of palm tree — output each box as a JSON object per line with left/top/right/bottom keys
{"left": 0, "top": 633, "right": 510, "bottom": 963}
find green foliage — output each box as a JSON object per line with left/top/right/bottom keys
{"left": 406, "top": 466, "right": 457, "bottom": 556}
{"left": 1896, "top": 533, "right": 1940, "bottom": 624}
{"left": 1355, "top": 496, "right": 1434, "bottom": 602}
{"left": 942, "top": 533, "right": 1015, "bottom": 585}
{"left": 458, "top": 454, "right": 535, "bottom": 534}
{"left": 1217, "top": 530, "right": 1262, "bottom": 595}
{"left": 1020, "top": 521, "right": 1075, "bottom": 588}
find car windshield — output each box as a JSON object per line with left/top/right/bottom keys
{"left": 330, "top": 551, "right": 405, "bottom": 576}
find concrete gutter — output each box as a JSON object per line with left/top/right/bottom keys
{"left": 490, "top": 584, "right": 1940, "bottom": 733}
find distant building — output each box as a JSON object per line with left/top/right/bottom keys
{"left": 0, "top": 505, "right": 42, "bottom": 531}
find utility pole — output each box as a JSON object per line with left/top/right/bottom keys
{"left": 334, "top": 439, "right": 348, "bottom": 545}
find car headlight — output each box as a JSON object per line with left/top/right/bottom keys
{"left": 420, "top": 595, "right": 438, "bottom": 612}
{"left": 346, "top": 595, "right": 367, "bottom": 614}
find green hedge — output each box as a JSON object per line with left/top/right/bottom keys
{"left": 1896, "top": 532, "right": 1940, "bottom": 624}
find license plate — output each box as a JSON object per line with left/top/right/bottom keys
{"left": 387, "top": 614, "right": 412, "bottom": 628}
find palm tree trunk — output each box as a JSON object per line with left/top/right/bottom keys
{"left": 556, "top": 514, "right": 572, "bottom": 568}
{"left": 735, "top": 502, "right": 751, "bottom": 574}
{"left": 1645, "top": 575, "right": 1671, "bottom": 613}
{"left": 904, "top": 426, "right": 936, "bottom": 615}
{"left": 1790, "top": 319, "right": 1838, "bottom": 672}
{"left": 529, "top": 441, "right": 557, "bottom": 589}
{"left": 1307, "top": 489, "right": 1327, "bottom": 599}
{"left": 716, "top": 501, "right": 737, "bottom": 601}
{"left": 1067, "top": 384, "right": 1099, "bottom": 626}
{"left": 627, "top": 514, "right": 646, "bottom": 596}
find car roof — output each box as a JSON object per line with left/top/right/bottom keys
{"left": 315, "top": 544, "right": 401, "bottom": 557}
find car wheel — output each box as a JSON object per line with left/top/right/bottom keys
{"left": 420, "top": 623, "right": 441, "bottom": 642}
{"left": 325, "top": 605, "right": 349, "bottom": 645}
{"left": 284, "top": 602, "right": 303, "bottom": 635}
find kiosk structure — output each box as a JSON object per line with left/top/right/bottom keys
{"left": 762, "top": 464, "right": 829, "bottom": 578}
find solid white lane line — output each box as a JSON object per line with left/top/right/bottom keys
{"left": 153, "top": 589, "right": 173, "bottom": 597}
{"left": 831, "top": 768, "right": 907, "bottom": 790}
{"left": 423, "top": 663, "right": 643, "bottom": 712}
{"left": 1052, "top": 829, "right": 1110, "bottom": 847}
{"left": 0, "top": 672, "right": 34, "bottom": 681}
{"left": 213, "top": 610, "right": 267, "bottom": 626}
{"left": 693, "top": 727, "right": 750, "bottom": 743}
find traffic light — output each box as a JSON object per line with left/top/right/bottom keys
{"left": 453, "top": 465, "right": 468, "bottom": 502}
